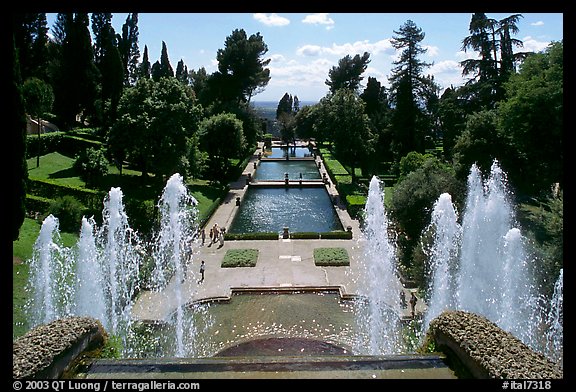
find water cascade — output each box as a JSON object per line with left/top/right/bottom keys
{"left": 355, "top": 176, "right": 403, "bottom": 355}
{"left": 423, "top": 161, "right": 561, "bottom": 363}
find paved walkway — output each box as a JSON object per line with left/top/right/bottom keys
{"left": 131, "top": 142, "right": 426, "bottom": 322}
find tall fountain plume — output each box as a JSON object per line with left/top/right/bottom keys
{"left": 422, "top": 193, "right": 461, "bottom": 330}
{"left": 150, "top": 173, "right": 200, "bottom": 357}
{"left": 355, "top": 176, "right": 403, "bottom": 355}
{"left": 25, "top": 175, "right": 209, "bottom": 357}
{"left": 98, "top": 187, "right": 143, "bottom": 346}
{"left": 26, "top": 214, "right": 73, "bottom": 326}
{"left": 545, "top": 268, "right": 563, "bottom": 367}
{"left": 74, "top": 217, "right": 107, "bottom": 324}
{"left": 423, "top": 160, "right": 559, "bottom": 362}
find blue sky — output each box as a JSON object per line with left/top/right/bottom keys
{"left": 46, "top": 13, "right": 563, "bottom": 103}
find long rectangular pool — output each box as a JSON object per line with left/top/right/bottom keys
{"left": 254, "top": 160, "right": 321, "bottom": 181}
{"left": 264, "top": 146, "right": 313, "bottom": 159}
{"left": 228, "top": 186, "right": 343, "bottom": 234}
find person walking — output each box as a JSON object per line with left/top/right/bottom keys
{"left": 409, "top": 292, "right": 418, "bottom": 318}
{"left": 198, "top": 260, "right": 205, "bottom": 284}
{"left": 201, "top": 228, "right": 206, "bottom": 246}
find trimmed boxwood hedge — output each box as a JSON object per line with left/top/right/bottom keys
{"left": 221, "top": 248, "right": 259, "bottom": 268}
{"left": 319, "top": 230, "right": 352, "bottom": 240}
{"left": 289, "top": 232, "right": 320, "bottom": 239}
{"left": 313, "top": 247, "right": 350, "bottom": 266}
{"left": 224, "top": 232, "right": 279, "bottom": 241}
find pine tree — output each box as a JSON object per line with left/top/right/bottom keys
{"left": 325, "top": 52, "right": 370, "bottom": 94}
{"left": 389, "top": 20, "right": 433, "bottom": 157}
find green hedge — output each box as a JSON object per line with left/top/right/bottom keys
{"left": 26, "top": 131, "right": 102, "bottom": 159}
{"left": 27, "top": 178, "right": 105, "bottom": 212}
{"left": 289, "top": 232, "right": 320, "bottom": 239}
{"left": 313, "top": 247, "right": 350, "bottom": 266}
{"left": 221, "top": 249, "right": 259, "bottom": 267}
{"left": 345, "top": 194, "right": 367, "bottom": 220}
{"left": 319, "top": 230, "right": 352, "bottom": 240}
{"left": 26, "top": 132, "right": 66, "bottom": 159}
{"left": 224, "top": 232, "right": 279, "bottom": 241}
{"left": 289, "top": 231, "right": 352, "bottom": 240}
{"left": 25, "top": 194, "right": 52, "bottom": 215}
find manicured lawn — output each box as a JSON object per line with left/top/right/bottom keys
{"left": 221, "top": 249, "right": 259, "bottom": 268}
{"left": 313, "top": 247, "right": 350, "bottom": 266}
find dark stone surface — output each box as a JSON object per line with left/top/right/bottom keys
{"left": 214, "top": 337, "right": 350, "bottom": 357}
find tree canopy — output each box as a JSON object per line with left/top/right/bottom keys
{"left": 326, "top": 52, "right": 371, "bottom": 94}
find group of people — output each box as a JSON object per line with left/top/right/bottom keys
{"left": 200, "top": 223, "right": 226, "bottom": 248}
{"left": 194, "top": 223, "right": 227, "bottom": 285}
{"left": 400, "top": 290, "right": 419, "bottom": 318}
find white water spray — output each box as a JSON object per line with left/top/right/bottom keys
{"left": 355, "top": 176, "right": 403, "bottom": 355}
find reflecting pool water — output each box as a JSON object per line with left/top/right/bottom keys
{"left": 254, "top": 161, "right": 321, "bottom": 181}
{"left": 228, "top": 186, "right": 342, "bottom": 234}
{"left": 264, "top": 147, "right": 313, "bottom": 159}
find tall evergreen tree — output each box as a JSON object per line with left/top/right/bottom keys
{"left": 276, "top": 93, "right": 293, "bottom": 119}
{"left": 151, "top": 41, "right": 174, "bottom": 81}
{"left": 139, "top": 44, "right": 151, "bottom": 79}
{"left": 13, "top": 13, "right": 50, "bottom": 81}
{"left": 361, "top": 76, "right": 393, "bottom": 164}
{"left": 53, "top": 13, "right": 99, "bottom": 128}
{"left": 91, "top": 13, "right": 124, "bottom": 127}
{"left": 160, "top": 41, "right": 174, "bottom": 77}
{"left": 117, "top": 13, "right": 140, "bottom": 86}
{"left": 175, "top": 59, "right": 189, "bottom": 85}
{"left": 91, "top": 13, "right": 113, "bottom": 65}
{"left": 11, "top": 32, "right": 28, "bottom": 241}
{"left": 389, "top": 20, "right": 433, "bottom": 158}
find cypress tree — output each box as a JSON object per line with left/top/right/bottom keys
{"left": 12, "top": 33, "right": 28, "bottom": 241}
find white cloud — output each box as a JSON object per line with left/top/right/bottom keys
{"left": 521, "top": 35, "right": 553, "bottom": 53}
{"left": 267, "top": 54, "right": 286, "bottom": 63}
{"left": 296, "top": 39, "right": 395, "bottom": 58}
{"left": 424, "top": 45, "right": 439, "bottom": 57}
{"left": 429, "top": 60, "right": 466, "bottom": 89}
{"left": 302, "top": 13, "right": 335, "bottom": 30}
{"left": 253, "top": 13, "right": 290, "bottom": 27}
{"left": 531, "top": 21, "right": 545, "bottom": 26}
{"left": 296, "top": 44, "right": 323, "bottom": 56}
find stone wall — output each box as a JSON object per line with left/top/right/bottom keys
{"left": 426, "top": 310, "right": 563, "bottom": 379}
{"left": 13, "top": 317, "right": 106, "bottom": 379}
